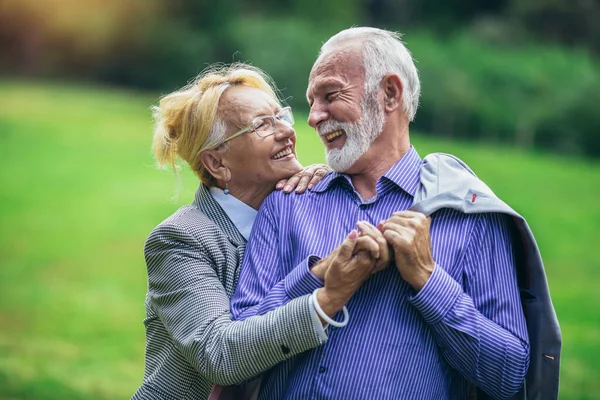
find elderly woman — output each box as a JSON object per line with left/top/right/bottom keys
{"left": 131, "top": 64, "right": 381, "bottom": 400}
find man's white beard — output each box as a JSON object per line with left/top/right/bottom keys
{"left": 318, "top": 93, "right": 386, "bottom": 172}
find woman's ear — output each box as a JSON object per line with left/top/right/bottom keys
{"left": 200, "top": 150, "right": 230, "bottom": 182}
{"left": 382, "top": 74, "right": 403, "bottom": 113}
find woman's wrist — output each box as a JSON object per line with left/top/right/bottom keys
{"left": 312, "top": 289, "right": 349, "bottom": 328}
{"left": 315, "top": 288, "right": 346, "bottom": 318}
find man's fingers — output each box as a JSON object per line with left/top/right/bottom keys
{"left": 391, "top": 210, "right": 425, "bottom": 218}
{"left": 356, "top": 220, "right": 380, "bottom": 237}
{"left": 354, "top": 236, "right": 380, "bottom": 259}
{"left": 356, "top": 220, "right": 390, "bottom": 271}
{"left": 381, "top": 223, "right": 412, "bottom": 254}
{"left": 373, "top": 238, "right": 392, "bottom": 273}
{"left": 388, "top": 211, "right": 429, "bottom": 227}
{"left": 385, "top": 215, "right": 416, "bottom": 228}
{"left": 383, "top": 229, "right": 405, "bottom": 249}
{"left": 380, "top": 220, "right": 409, "bottom": 236}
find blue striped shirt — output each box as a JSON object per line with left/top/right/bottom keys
{"left": 231, "top": 147, "right": 529, "bottom": 399}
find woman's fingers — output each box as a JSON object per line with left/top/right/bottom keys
{"left": 354, "top": 235, "right": 380, "bottom": 259}
{"left": 307, "top": 165, "right": 330, "bottom": 190}
{"left": 357, "top": 221, "right": 391, "bottom": 273}
{"left": 275, "top": 164, "right": 331, "bottom": 194}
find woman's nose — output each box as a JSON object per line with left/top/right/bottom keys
{"left": 273, "top": 119, "right": 296, "bottom": 141}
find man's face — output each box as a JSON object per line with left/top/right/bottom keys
{"left": 307, "top": 47, "right": 385, "bottom": 172}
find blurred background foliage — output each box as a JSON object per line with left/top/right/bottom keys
{"left": 2, "top": 0, "right": 600, "bottom": 157}
{"left": 1, "top": 1, "right": 600, "bottom": 399}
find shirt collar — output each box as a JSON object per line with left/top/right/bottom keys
{"left": 209, "top": 187, "right": 258, "bottom": 240}
{"left": 381, "top": 146, "right": 422, "bottom": 197}
{"left": 311, "top": 170, "right": 348, "bottom": 193}
{"left": 312, "top": 146, "right": 422, "bottom": 197}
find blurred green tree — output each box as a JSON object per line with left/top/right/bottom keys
{"left": 1, "top": 0, "right": 599, "bottom": 157}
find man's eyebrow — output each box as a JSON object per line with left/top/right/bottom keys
{"left": 314, "top": 80, "right": 343, "bottom": 92}
{"left": 307, "top": 79, "right": 344, "bottom": 103}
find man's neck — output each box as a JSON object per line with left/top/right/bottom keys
{"left": 347, "top": 127, "right": 410, "bottom": 200}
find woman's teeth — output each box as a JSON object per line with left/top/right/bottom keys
{"left": 273, "top": 147, "right": 292, "bottom": 160}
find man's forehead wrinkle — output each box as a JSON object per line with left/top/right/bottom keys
{"left": 317, "top": 46, "right": 364, "bottom": 77}
{"left": 308, "top": 44, "right": 365, "bottom": 102}
{"left": 310, "top": 59, "right": 357, "bottom": 86}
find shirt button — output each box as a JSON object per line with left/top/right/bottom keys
{"left": 281, "top": 345, "right": 290, "bottom": 355}
{"left": 359, "top": 204, "right": 368, "bottom": 210}
{"left": 319, "top": 366, "right": 327, "bottom": 373}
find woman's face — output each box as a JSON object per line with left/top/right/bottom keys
{"left": 219, "top": 86, "right": 302, "bottom": 190}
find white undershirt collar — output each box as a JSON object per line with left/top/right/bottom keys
{"left": 209, "top": 187, "right": 258, "bottom": 240}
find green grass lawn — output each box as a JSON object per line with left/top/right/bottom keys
{"left": 1, "top": 80, "right": 599, "bottom": 399}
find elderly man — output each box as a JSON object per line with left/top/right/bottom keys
{"left": 231, "top": 27, "right": 560, "bottom": 399}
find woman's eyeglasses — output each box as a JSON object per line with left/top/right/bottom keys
{"left": 221, "top": 107, "right": 294, "bottom": 145}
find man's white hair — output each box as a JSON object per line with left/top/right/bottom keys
{"left": 317, "top": 27, "right": 420, "bottom": 121}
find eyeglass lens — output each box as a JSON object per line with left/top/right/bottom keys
{"left": 254, "top": 108, "right": 294, "bottom": 138}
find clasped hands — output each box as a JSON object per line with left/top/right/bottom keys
{"left": 312, "top": 211, "right": 435, "bottom": 318}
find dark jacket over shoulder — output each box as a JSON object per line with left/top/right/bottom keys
{"left": 411, "top": 153, "right": 561, "bottom": 400}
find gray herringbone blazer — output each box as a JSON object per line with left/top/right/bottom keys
{"left": 132, "top": 184, "right": 325, "bottom": 400}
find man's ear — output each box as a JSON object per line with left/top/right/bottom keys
{"left": 382, "top": 74, "right": 403, "bottom": 113}
{"left": 200, "top": 149, "right": 230, "bottom": 182}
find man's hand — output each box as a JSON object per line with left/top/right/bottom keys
{"left": 380, "top": 211, "right": 435, "bottom": 292}
{"left": 313, "top": 230, "right": 378, "bottom": 319}
{"left": 356, "top": 220, "right": 392, "bottom": 274}
{"left": 310, "top": 224, "right": 382, "bottom": 280}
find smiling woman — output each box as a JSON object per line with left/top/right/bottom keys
{"left": 131, "top": 63, "right": 335, "bottom": 400}
{"left": 199, "top": 85, "right": 303, "bottom": 210}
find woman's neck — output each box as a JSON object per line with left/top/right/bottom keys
{"left": 222, "top": 182, "right": 273, "bottom": 211}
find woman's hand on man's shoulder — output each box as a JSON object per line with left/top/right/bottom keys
{"left": 276, "top": 164, "right": 331, "bottom": 194}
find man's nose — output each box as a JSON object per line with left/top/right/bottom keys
{"left": 308, "top": 102, "right": 328, "bottom": 129}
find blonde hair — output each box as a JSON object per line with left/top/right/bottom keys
{"left": 152, "top": 63, "right": 280, "bottom": 186}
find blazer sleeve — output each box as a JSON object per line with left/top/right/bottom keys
{"left": 145, "top": 221, "right": 326, "bottom": 386}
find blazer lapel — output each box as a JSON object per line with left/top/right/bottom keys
{"left": 193, "top": 184, "right": 246, "bottom": 247}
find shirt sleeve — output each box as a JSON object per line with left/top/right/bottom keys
{"left": 145, "top": 221, "right": 326, "bottom": 386}
{"left": 231, "top": 195, "right": 324, "bottom": 321}
{"left": 408, "top": 213, "right": 530, "bottom": 399}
